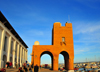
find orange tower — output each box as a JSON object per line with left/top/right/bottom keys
{"left": 31, "top": 22, "right": 74, "bottom": 71}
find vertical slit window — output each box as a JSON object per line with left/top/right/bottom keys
{"left": 4, "top": 36, "right": 7, "bottom": 51}
{"left": 10, "top": 41, "right": 13, "bottom": 54}
{"left": 15, "top": 43, "right": 17, "bottom": 56}
{"left": 19, "top": 46, "right": 20, "bottom": 58}
{"left": 62, "top": 37, "right": 65, "bottom": 42}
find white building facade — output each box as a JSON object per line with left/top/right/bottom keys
{"left": 0, "top": 11, "right": 28, "bottom": 68}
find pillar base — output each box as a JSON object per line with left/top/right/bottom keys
{"left": 13, "top": 62, "right": 15, "bottom": 68}
{"left": 20, "top": 63, "right": 22, "bottom": 67}
{"left": 68, "top": 70, "right": 74, "bottom": 72}
{"left": 0, "top": 60, "right": 4, "bottom": 68}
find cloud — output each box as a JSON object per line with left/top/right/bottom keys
{"left": 22, "top": 12, "right": 54, "bottom": 23}
{"left": 74, "top": 41, "right": 100, "bottom": 43}
{"left": 73, "top": 21, "right": 100, "bottom": 34}
{"left": 76, "top": 0, "right": 100, "bottom": 9}
{"left": 73, "top": 21, "right": 100, "bottom": 43}
{"left": 27, "top": 30, "right": 44, "bottom": 36}
{"left": 74, "top": 47, "right": 90, "bottom": 54}
{"left": 87, "top": 51, "right": 100, "bottom": 54}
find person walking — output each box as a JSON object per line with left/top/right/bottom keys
{"left": 15, "top": 62, "right": 17, "bottom": 68}
{"left": 18, "top": 67, "right": 24, "bottom": 72}
{"left": 31, "top": 64, "right": 33, "bottom": 68}
{"left": 34, "top": 64, "right": 39, "bottom": 72}
{"left": 6, "top": 62, "right": 9, "bottom": 68}
{"left": 1, "top": 68, "right": 6, "bottom": 72}
{"left": 24, "top": 66, "right": 28, "bottom": 72}
{"left": 29, "top": 67, "right": 32, "bottom": 72}
{"left": 9, "top": 62, "right": 12, "bottom": 68}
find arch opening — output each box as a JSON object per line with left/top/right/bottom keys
{"left": 40, "top": 51, "right": 53, "bottom": 70}
{"left": 59, "top": 51, "right": 69, "bottom": 70}
{"left": 3, "top": 55, "right": 7, "bottom": 68}
{"left": 10, "top": 57, "right": 12, "bottom": 62}
{"left": 58, "top": 54, "right": 64, "bottom": 70}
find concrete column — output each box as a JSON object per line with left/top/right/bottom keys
{"left": 26, "top": 50, "right": 28, "bottom": 61}
{"left": 25, "top": 49, "right": 27, "bottom": 61}
{"left": 20, "top": 46, "right": 22, "bottom": 67}
{"left": 0, "top": 29, "right": 5, "bottom": 68}
{"left": 24, "top": 49, "right": 26, "bottom": 62}
{"left": 53, "top": 56, "right": 58, "bottom": 71}
{"left": 12, "top": 40, "right": 16, "bottom": 67}
{"left": 24, "top": 50, "right": 26, "bottom": 61}
{"left": 26, "top": 50, "right": 27, "bottom": 60}
{"left": 24, "top": 49, "right": 25, "bottom": 62}
{"left": 17, "top": 44, "right": 19, "bottom": 64}
{"left": 7, "top": 36, "right": 12, "bottom": 61}
{"left": 22, "top": 48, "right": 23, "bottom": 64}
{"left": 23, "top": 48, "right": 24, "bottom": 63}
{"left": 0, "top": 27, "right": 2, "bottom": 50}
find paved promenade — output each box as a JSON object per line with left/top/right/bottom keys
{"left": 5, "top": 68, "right": 64, "bottom": 72}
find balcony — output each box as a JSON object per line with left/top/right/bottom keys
{"left": 60, "top": 41, "right": 66, "bottom": 46}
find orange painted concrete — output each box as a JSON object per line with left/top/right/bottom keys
{"left": 31, "top": 22, "right": 74, "bottom": 71}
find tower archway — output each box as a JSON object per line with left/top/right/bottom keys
{"left": 58, "top": 54, "right": 64, "bottom": 69}
{"left": 31, "top": 22, "right": 74, "bottom": 71}
{"left": 40, "top": 51, "right": 53, "bottom": 70}
{"left": 59, "top": 51, "right": 69, "bottom": 70}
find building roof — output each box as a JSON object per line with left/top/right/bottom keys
{"left": 0, "top": 11, "right": 28, "bottom": 48}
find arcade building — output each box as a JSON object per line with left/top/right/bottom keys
{"left": 0, "top": 11, "right": 28, "bottom": 68}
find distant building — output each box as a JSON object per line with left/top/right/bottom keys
{"left": 0, "top": 11, "right": 28, "bottom": 68}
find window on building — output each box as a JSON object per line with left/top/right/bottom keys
{"left": 15, "top": 43, "right": 17, "bottom": 56}
{"left": 19, "top": 46, "right": 20, "bottom": 58}
{"left": 4, "top": 36, "right": 7, "bottom": 51}
{"left": 10, "top": 57, "right": 12, "bottom": 62}
{"left": 62, "top": 37, "right": 65, "bottom": 42}
{"left": 10, "top": 40, "right": 13, "bottom": 54}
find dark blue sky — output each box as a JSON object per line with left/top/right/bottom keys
{"left": 0, "top": 0, "right": 100, "bottom": 64}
